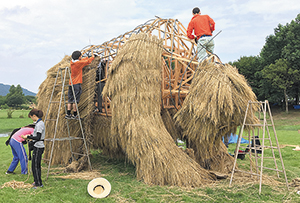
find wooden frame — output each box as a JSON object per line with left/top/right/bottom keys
{"left": 81, "top": 17, "right": 205, "bottom": 116}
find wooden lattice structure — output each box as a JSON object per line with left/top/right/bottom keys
{"left": 80, "top": 17, "right": 219, "bottom": 116}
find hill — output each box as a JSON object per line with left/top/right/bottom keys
{"left": 0, "top": 83, "right": 36, "bottom": 96}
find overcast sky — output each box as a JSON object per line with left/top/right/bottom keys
{"left": 0, "top": 0, "right": 299, "bottom": 93}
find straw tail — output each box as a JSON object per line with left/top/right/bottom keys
{"left": 103, "top": 33, "right": 215, "bottom": 186}
{"left": 175, "top": 60, "right": 260, "bottom": 172}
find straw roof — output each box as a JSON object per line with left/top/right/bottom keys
{"left": 174, "top": 59, "right": 260, "bottom": 171}
{"left": 102, "top": 32, "right": 215, "bottom": 186}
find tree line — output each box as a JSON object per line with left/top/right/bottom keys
{"left": 230, "top": 14, "right": 300, "bottom": 112}
{"left": 0, "top": 84, "right": 36, "bottom": 109}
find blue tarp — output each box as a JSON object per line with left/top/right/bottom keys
{"left": 293, "top": 105, "right": 300, "bottom": 109}
{"left": 223, "top": 133, "right": 249, "bottom": 144}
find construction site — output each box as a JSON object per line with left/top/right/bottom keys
{"left": 35, "top": 17, "right": 289, "bottom": 193}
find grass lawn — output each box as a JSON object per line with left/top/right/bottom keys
{"left": 0, "top": 109, "right": 32, "bottom": 134}
{"left": 0, "top": 108, "right": 300, "bottom": 202}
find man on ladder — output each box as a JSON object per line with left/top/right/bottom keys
{"left": 65, "top": 50, "right": 96, "bottom": 119}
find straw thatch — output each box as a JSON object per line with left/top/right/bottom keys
{"left": 102, "top": 32, "right": 215, "bottom": 186}
{"left": 174, "top": 59, "right": 260, "bottom": 172}
{"left": 90, "top": 115, "right": 125, "bottom": 158}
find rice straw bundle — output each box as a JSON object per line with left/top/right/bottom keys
{"left": 175, "top": 60, "right": 260, "bottom": 171}
{"left": 1, "top": 181, "right": 32, "bottom": 189}
{"left": 102, "top": 33, "right": 215, "bottom": 186}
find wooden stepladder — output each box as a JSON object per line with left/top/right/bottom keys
{"left": 44, "top": 67, "right": 92, "bottom": 180}
{"left": 229, "top": 100, "right": 289, "bottom": 194}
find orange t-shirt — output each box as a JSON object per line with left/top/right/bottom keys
{"left": 69, "top": 56, "right": 94, "bottom": 85}
{"left": 187, "top": 14, "right": 215, "bottom": 40}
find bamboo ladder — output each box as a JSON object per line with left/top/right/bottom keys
{"left": 44, "top": 67, "right": 92, "bottom": 180}
{"left": 229, "top": 100, "right": 289, "bottom": 194}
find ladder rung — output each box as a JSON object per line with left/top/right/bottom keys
{"left": 65, "top": 118, "right": 83, "bottom": 120}
{"left": 49, "top": 101, "right": 68, "bottom": 104}
{"left": 45, "top": 119, "right": 57, "bottom": 121}
{"left": 250, "top": 137, "right": 272, "bottom": 140}
{"left": 45, "top": 137, "right": 84, "bottom": 141}
{"left": 256, "top": 146, "right": 278, "bottom": 149}
{"left": 256, "top": 156, "right": 274, "bottom": 159}
{"left": 257, "top": 166, "right": 283, "bottom": 172}
{"left": 244, "top": 124, "right": 273, "bottom": 127}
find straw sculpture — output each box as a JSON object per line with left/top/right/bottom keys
{"left": 35, "top": 17, "right": 262, "bottom": 186}
{"left": 102, "top": 32, "right": 215, "bottom": 186}
{"left": 174, "top": 59, "right": 260, "bottom": 172}
{"left": 37, "top": 55, "right": 101, "bottom": 166}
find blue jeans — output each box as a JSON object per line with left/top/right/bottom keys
{"left": 8, "top": 139, "right": 28, "bottom": 174}
{"left": 197, "top": 36, "right": 215, "bottom": 62}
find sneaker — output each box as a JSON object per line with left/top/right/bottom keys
{"left": 5, "top": 171, "right": 15, "bottom": 174}
{"left": 71, "top": 115, "right": 79, "bottom": 120}
{"left": 32, "top": 184, "right": 43, "bottom": 189}
{"left": 32, "top": 182, "right": 36, "bottom": 186}
{"left": 65, "top": 114, "right": 71, "bottom": 119}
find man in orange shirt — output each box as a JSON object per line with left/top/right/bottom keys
{"left": 65, "top": 50, "right": 95, "bottom": 119}
{"left": 187, "top": 7, "right": 215, "bottom": 62}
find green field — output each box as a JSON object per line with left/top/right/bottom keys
{"left": 0, "top": 108, "right": 300, "bottom": 202}
{"left": 0, "top": 109, "right": 32, "bottom": 134}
